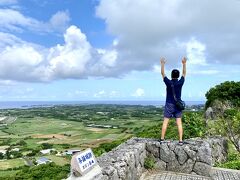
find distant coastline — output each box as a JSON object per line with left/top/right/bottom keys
{"left": 0, "top": 101, "right": 205, "bottom": 109}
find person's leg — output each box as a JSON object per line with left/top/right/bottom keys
{"left": 176, "top": 118, "right": 183, "bottom": 142}
{"left": 161, "top": 117, "right": 169, "bottom": 140}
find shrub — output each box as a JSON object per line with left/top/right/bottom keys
{"left": 182, "top": 112, "right": 206, "bottom": 139}
{"left": 14, "top": 163, "right": 70, "bottom": 179}
{"left": 144, "top": 155, "right": 155, "bottom": 169}
{"left": 136, "top": 112, "right": 206, "bottom": 140}
{"left": 218, "top": 160, "right": 240, "bottom": 170}
{"left": 227, "top": 152, "right": 240, "bottom": 161}
{"left": 93, "top": 138, "right": 128, "bottom": 157}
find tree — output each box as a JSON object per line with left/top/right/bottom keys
{"left": 41, "top": 143, "right": 53, "bottom": 149}
{"left": 213, "top": 109, "right": 240, "bottom": 153}
{"left": 0, "top": 152, "right": 4, "bottom": 159}
{"left": 205, "top": 81, "right": 240, "bottom": 108}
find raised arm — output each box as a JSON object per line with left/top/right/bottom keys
{"left": 160, "top": 58, "right": 166, "bottom": 79}
{"left": 182, "top": 57, "right": 187, "bottom": 77}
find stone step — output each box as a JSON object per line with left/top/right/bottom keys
{"left": 140, "top": 171, "right": 211, "bottom": 180}
{"left": 211, "top": 167, "right": 240, "bottom": 180}
{"left": 141, "top": 168, "right": 240, "bottom": 180}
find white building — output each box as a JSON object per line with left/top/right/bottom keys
{"left": 36, "top": 157, "right": 52, "bottom": 165}
{"left": 0, "top": 149, "right": 6, "bottom": 155}
{"left": 40, "top": 149, "right": 55, "bottom": 155}
{"left": 64, "top": 150, "right": 81, "bottom": 156}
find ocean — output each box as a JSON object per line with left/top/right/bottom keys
{"left": 0, "top": 101, "right": 205, "bottom": 109}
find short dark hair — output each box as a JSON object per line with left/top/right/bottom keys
{"left": 171, "top": 69, "right": 180, "bottom": 79}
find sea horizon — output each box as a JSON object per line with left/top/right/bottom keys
{"left": 0, "top": 100, "right": 205, "bottom": 109}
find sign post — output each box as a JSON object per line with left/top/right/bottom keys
{"left": 68, "top": 148, "right": 102, "bottom": 180}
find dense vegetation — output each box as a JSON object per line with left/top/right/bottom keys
{"left": 2, "top": 163, "right": 70, "bottom": 180}
{"left": 136, "top": 112, "right": 206, "bottom": 140}
{"left": 208, "top": 108, "right": 240, "bottom": 153}
{"left": 93, "top": 138, "right": 128, "bottom": 157}
{"left": 205, "top": 81, "right": 240, "bottom": 169}
{"left": 205, "top": 81, "right": 240, "bottom": 108}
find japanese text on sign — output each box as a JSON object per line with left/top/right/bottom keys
{"left": 76, "top": 148, "right": 96, "bottom": 173}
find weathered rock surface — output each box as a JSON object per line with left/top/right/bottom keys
{"left": 206, "top": 136, "right": 228, "bottom": 165}
{"left": 96, "top": 137, "right": 228, "bottom": 179}
{"left": 97, "top": 139, "right": 146, "bottom": 180}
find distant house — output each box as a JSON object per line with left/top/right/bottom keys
{"left": 64, "top": 149, "right": 81, "bottom": 156}
{"left": 56, "top": 152, "right": 62, "bottom": 156}
{"left": 96, "top": 112, "right": 109, "bottom": 115}
{"left": 0, "top": 149, "right": 6, "bottom": 155}
{"left": 36, "top": 157, "right": 52, "bottom": 165}
{"left": 40, "top": 149, "right": 55, "bottom": 155}
{"left": 103, "top": 125, "right": 112, "bottom": 128}
{"left": 11, "top": 148, "right": 20, "bottom": 152}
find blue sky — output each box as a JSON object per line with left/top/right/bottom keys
{"left": 0, "top": 0, "right": 239, "bottom": 101}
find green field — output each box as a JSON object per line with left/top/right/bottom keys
{"left": 0, "top": 104, "right": 165, "bottom": 174}
{"left": 0, "top": 158, "right": 25, "bottom": 170}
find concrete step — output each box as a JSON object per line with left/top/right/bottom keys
{"left": 140, "top": 168, "right": 240, "bottom": 180}
{"left": 140, "top": 170, "right": 211, "bottom": 180}
{"left": 211, "top": 167, "right": 240, "bottom": 180}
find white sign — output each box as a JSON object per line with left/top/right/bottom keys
{"left": 76, "top": 148, "right": 96, "bottom": 173}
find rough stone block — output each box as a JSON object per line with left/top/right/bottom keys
{"left": 174, "top": 146, "right": 188, "bottom": 165}
{"left": 146, "top": 142, "right": 160, "bottom": 158}
{"left": 193, "top": 162, "right": 212, "bottom": 177}
{"left": 183, "top": 145, "right": 197, "bottom": 160}
{"left": 155, "top": 159, "right": 166, "bottom": 170}
{"left": 196, "top": 144, "right": 212, "bottom": 165}
{"left": 160, "top": 143, "right": 175, "bottom": 163}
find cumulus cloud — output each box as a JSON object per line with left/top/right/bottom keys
{"left": 132, "top": 88, "right": 145, "bottom": 97}
{"left": 0, "top": 9, "right": 70, "bottom": 33}
{"left": 96, "top": 0, "right": 240, "bottom": 72}
{"left": 1, "top": 0, "right": 240, "bottom": 82}
{"left": 0, "top": 26, "right": 119, "bottom": 82}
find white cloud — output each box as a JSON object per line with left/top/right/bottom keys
{"left": 97, "top": 49, "right": 117, "bottom": 67}
{"left": 1, "top": 1, "right": 240, "bottom": 82}
{"left": 0, "top": 25, "right": 119, "bottom": 82}
{"left": 46, "top": 25, "right": 92, "bottom": 79}
{"left": 0, "top": 9, "right": 70, "bottom": 33}
{"left": 0, "top": 44, "right": 44, "bottom": 81}
{"left": 49, "top": 11, "right": 71, "bottom": 32}
{"left": 186, "top": 38, "right": 206, "bottom": 66}
{"left": 96, "top": 0, "right": 240, "bottom": 72}
{"left": 132, "top": 88, "right": 145, "bottom": 97}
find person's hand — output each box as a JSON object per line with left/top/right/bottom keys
{"left": 160, "top": 58, "right": 166, "bottom": 65}
{"left": 182, "top": 57, "right": 187, "bottom": 64}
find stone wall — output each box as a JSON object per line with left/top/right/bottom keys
{"left": 69, "top": 137, "right": 228, "bottom": 180}
{"left": 96, "top": 139, "right": 146, "bottom": 180}
{"left": 136, "top": 138, "right": 212, "bottom": 177}
{"left": 95, "top": 137, "right": 228, "bottom": 180}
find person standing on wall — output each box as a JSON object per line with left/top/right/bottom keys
{"left": 160, "top": 57, "right": 187, "bottom": 145}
